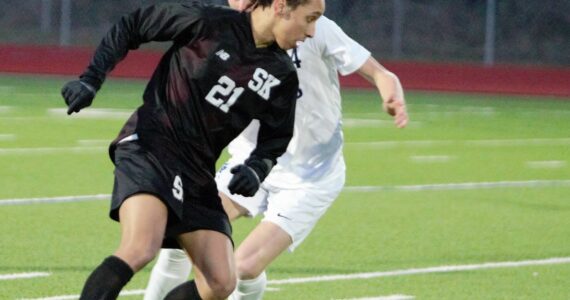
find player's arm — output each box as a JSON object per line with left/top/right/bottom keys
{"left": 357, "top": 57, "right": 409, "bottom": 128}
{"left": 228, "top": 74, "right": 299, "bottom": 196}
{"left": 61, "top": 3, "right": 205, "bottom": 114}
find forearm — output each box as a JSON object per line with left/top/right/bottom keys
{"left": 357, "top": 57, "right": 408, "bottom": 128}
{"left": 248, "top": 128, "right": 292, "bottom": 181}
{"left": 357, "top": 57, "right": 405, "bottom": 105}
{"left": 80, "top": 9, "right": 145, "bottom": 89}
{"left": 81, "top": 3, "right": 203, "bottom": 89}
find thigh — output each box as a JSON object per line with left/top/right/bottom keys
{"left": 264, "top": 180, "right": 343, "bottom": 252}
{"left": 177, "top": 230, "right": 236, "bottom": 284}
{"left": 118, "top": 194, "right": 168, "bottom": 241}
{"left": 115, "top": 193, "right": 168, "bottom": 271}
{"left": 234, "top": 221, "right": 292, "bottom": 278}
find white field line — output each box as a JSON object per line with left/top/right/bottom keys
{"left": 334, "top": 295, "right": 415, "bottom": 300}
{"left": 0, "top": 117, "right": 54, "bottom": 121}
{"left": 343, "top": 119, "right": 394, "bottom": 128}
{"left": 0, "top": 134, "right": 16, "bottom": 141}
{"left": 412, "top": 111, "right": 496, "bottom": 117}
{"left": 47, "top": 108, "right": 132, "bottom": 119}
{"left": 76, "top": 139, "right": 109, "bottom": 147}
{"left": 526, "top": 160, "right": 566, "bottom": 169}
{"left": 18, "top": 257, "right": 570, "bottom": 300}
{"left": 0, "top": 194, "right": 110, "bottom": 206}
{"left": 0, "top": 146, "right": 105, "bottom": 155}
{"left": 0, "top": 86, "right": 15, "bottom": 92}
{"left": 3, "top": 138, "right": 568, "bottom": 156}
{"left": 409, "top": 104, "right": 496, "bottom": 111}
{"left": 346, "top": 138, "right": 570, "bottom": 148}
{"left": 0, "top": 272, "right": 50, "bottom": 281}
{"left": 465, "top": 138, "right": 570, "bottom": 147}
{"left": 20, "top": 290, "right": 146, "bottom": 300}
{"left": 268, "top": 257, "right": 570, "bottom": 285}
{"left": 3, "top": 179, "right": 570, "bottom": 206}
{"left": 20, "top": 287, "right": 282, "bottom": 300}
{"left": 21, "top": 257, "right": 570, "bottom": 300}
{"left": 410, "top": 155, "right": 452, "bottom": 163}
{"left": 343, "top": 179, "right": 570, "bottom": 192}
{"left": 0, "top": 105, "right": 13, "bottom": 113}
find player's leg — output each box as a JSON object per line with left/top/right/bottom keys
{"left": 144, "top": 192, "right": 248, "bottom": 300}
{"left": 144, "top": 158, "right": 253, "bottom": 299}
{"left": 229, "top": 168, "right": 345, "bottom": 300}
{"left": 144, "top": 248, "right": 191, "bottom": 300}
{"left": 230, "top": 221, "right": 291, "bottom": 300}
{"left": 165, "top": 230, "right": 236, "bottom": 300}
{"left": 80, "top": 193, "right": 168, "bottom": 299}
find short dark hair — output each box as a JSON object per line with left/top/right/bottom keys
{"left": 256, "top": 0, "right": 312, "bottom": 10}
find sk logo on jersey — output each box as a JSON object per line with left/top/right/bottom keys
{"left": 204, "top": 68, "right": 280, "bottom": 113}
{"left": 248, "top": 68, "right": 281, "bottom": 100}
{"left": 215, "top": 49, "right": 230, "bottom": 61}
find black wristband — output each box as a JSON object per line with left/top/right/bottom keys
{"left": 244, "top": 157, "right": 274, "bottom": 183}
{"left": 80, "top": 67, "right": 104, "bottom": 91}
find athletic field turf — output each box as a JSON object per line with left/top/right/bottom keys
{"left": 1, "top": 74, "right": 569, "bottom": 299}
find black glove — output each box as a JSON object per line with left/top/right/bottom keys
{"left": 228, "top": 164, "right": 261, "bottom": 197}
{"left": 61, "top": 80, "right": 97, "bottom": 115}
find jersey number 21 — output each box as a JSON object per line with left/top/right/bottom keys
{"left": 205, "top": 68, "right": 281, "bottom": 113}
{"left": 205, "top": 76, "right": 245, "bottom": 113}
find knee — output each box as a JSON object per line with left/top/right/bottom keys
{"left": 116, "top": 243, "right": 159, "bottom": 271}
{"left": 235, "top": 257, "right": 263, "bottom": 280}
{"left": 162, "top": 248, "right": 188, "bottom": 262}
{"left": 204, "top": 274, "right": 236, "bottom": 299}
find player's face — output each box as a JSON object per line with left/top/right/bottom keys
{"left": 273, "top": 0, "right": 325, "bottom": 49}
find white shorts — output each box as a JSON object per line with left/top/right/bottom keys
{"left": 216, "top": 158, "right": 345, "bottom": 251}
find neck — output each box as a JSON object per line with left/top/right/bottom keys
{"left": 250, "top": 7, "right": 275, "bottom": 48}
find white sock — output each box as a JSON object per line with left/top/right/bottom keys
{"left": 144, "top": 248, "right": 192, "bottom": 300}
{"left": 229, "top": 271, "right": 267, "bottom": 300}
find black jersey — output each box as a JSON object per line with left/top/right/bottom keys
{"left": 79, "top": 2, "right": 298, "bottom": 197}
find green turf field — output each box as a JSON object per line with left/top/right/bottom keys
{"left": 1, "top": 74, "right": 569, "bottom": 299}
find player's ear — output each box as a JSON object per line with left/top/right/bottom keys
{"left": 273, "top": 0, "right": 286, "bottom": 15}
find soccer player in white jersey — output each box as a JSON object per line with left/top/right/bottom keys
{"left": 144, "top": 0, "right": 408, "bottom": 299}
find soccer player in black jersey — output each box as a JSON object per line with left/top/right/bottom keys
{"left": 60, "top": 0, "right": 325, "bottom": 299}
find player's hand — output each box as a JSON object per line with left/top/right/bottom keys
{"left": 384, "top": 97, "right": 408, "bottom": 128}
{"left": 61, "top": 80, "right": 96, "bottom": 115}
{"left": 228, "top": 164, "right": 260, "bottom": 197}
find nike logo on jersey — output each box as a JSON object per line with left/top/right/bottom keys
{"left": 215, "top": 49, "right": 230, "bottom": 61}
{"left": 248, "top": 68, "right": 281, "bottom": 100}
{"left": 277, "top": 213, "right": 292, "bottom": 220}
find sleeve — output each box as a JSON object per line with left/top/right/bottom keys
{"left": 318, "top": 16, "right": 371, "bottom": 76}
{"left": 245, "top": 73, "right": 299, "bottom": 181}
{"left": 79, "top": 3, "right": 205, "bottom": 89}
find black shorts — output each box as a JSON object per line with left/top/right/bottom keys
{"left": 110, "top": 140, "right": 232, "bottom": 248}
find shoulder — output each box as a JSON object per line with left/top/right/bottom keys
{"left": 148, "top": 2, "right": 240, "bottom": 22}
{"left": 278, "top": 52, "right": 298, "bottom": 84}
{"left": 200, "top": 3, "right": 242, "bottom": 23}
{"left": 267, "top": 47, "right": 299, "bottom": 90}
{"left": 302, "top": 16, "right": 352, "bottom": 53}
{"left": 315, "top": 16, "right": 346, "bottom": 39}
{"left": 265, "top": 45, "right": 297, "bottom": 76}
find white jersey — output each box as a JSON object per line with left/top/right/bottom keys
{"left": 228, "top": 16, "right": 371, "bottom": 187}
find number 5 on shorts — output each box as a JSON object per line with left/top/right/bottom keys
{"left": 172, "top": 175, "right": 183, "bottom": 202}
